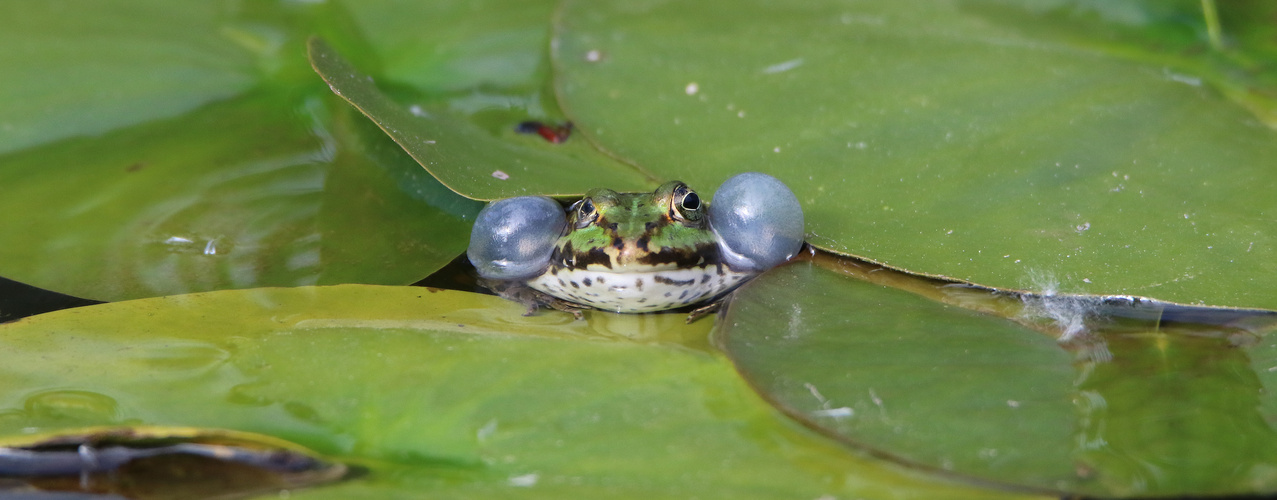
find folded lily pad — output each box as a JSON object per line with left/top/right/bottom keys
{"left": 0, "top": 285, "right": 1042, "bottom": 499}
{"left": 308, "top": 37, "right": 657, "bottom": 200}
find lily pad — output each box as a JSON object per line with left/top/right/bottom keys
{"left": 308, "top": 37, "right": 658, "bottom": 200}
{"left": 340, "top": 0, "right": 561, "bottom": 93}
{"left": 0, "top": 93, "right": 480, "bottom": 302}
{"left": 720, "top": 260, "right": 1277, "bottom": 496}
{"left": 0, "top": 1, "right": 257, "bottom": 156}
{"left": 552, "top": 0, "right": 1277, "bottom": 309}
{"left": 0, "top": 0, "right": 611, "bottom": 301}
{"left": 0, "top": 285, "right": 1041, "bottom": 499}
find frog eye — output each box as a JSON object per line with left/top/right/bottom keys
{"left": 572, "top": 198, "right": 599, "bottom": 228}
{"left": 467, "top": 196, "right": 566, "bottom": 280}
{"left": 708, "top": 172, "right": 804, "bottom": 271}
{"left": 670, "top": 184, "right": 704, "bottom": 223}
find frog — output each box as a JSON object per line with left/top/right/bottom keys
{"left": 467, "top": 172, "right": 805, "bottom": 320}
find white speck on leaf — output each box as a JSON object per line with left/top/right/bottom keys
{"left": 478, "top": 419, "right": 498, "bottom": 441}
{"left": 812, "top": 407, "right": 854, "bottom": 418}
{"left": 492, "top": 170, "right": 510, "bottom": 180}
{"left": 1163, "top": 68, "right": 1202, "bottom": 86}
{"left": 762, "top": 58, "right": 804, "bottom": 74}
{"left": 685, "top": 82, "right": 699, "bottom": 95}
{"left": 508, "top": 473, "right": 538, "bottom": 487}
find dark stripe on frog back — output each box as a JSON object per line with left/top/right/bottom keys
{"left": 637, "top": 242, "right": 722, "bottom": 268}
{"left": 552, "top": 240, "right": 613, "bottom": 270}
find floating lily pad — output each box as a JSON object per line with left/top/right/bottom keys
{"left": 552, "top": 0, "right": 1277, "bottom": 309}
{"left": 720, "top": 260, "right": 1277, "bottom": 496}
{"left": 309, "top": 37, "right": 658, "bottom": 200}
{"left": 0, "top": 1, "right": 257, "bottom": 156}
{"left": 0, "top": 285, "right": 1041, "bottom": 499}
{"left": 0, "top": 93, "right": 479, "bottom": 302}
{"left": 341, "top": 0, "right": 560, "bottom": 93}
{"left": 0, "top": 0, "right": 604, "bottom": 301}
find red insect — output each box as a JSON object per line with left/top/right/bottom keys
{"left": 516, "top": 121, "right": 573, "bottom": 144}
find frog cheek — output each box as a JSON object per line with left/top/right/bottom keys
{"left": 467, "top": 196, "right": 567, "bottom": 280}
{"left": 708, "top": 172, "right": 805, "bottom": 272}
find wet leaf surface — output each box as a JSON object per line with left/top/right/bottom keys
{"left": 720, "top": 260, "right": 1277, "bottom": 496}
{"left": 0, "top": 1, "right": 257, "bottom": 156}
{"left": 552, "top": 0, "right": 1277, "bottom": 309}
{"left": 0, "top": 93, "right": 479, "bottom": 302}
{"left": 6, "top": 1, "right": 1277, "bottom": 498}
{"left": 0, "top": 286, "right": 1043, "bottom": 500}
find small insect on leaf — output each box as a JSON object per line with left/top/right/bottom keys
{"left": 516, "top": 121, "right": 574, "bottom": 143}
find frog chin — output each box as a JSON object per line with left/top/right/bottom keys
{"left": 527, "top": 266, "right": 754, "bottom": 313}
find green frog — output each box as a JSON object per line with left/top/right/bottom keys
{"left": 468, "top": 172, "right": 804, "bottom": 320}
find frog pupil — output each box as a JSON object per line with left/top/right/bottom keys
{"left": 681, "top": 192, "right": 701, "bottom": 211}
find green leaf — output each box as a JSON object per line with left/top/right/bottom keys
{"left": 0, "top": 285, "right": 1043, "bottom": 499}
{"left": 720, "top": 260, "right": 1277, "bottom": 496}
{"left": 552, "top": 0, "right": 1277, "bottom": 309}
{"left": 0, "top": 1, "right": 257, "bottom": 155}
{"left": 0, "top": 92, "right": 479, "bottom": 301}
{"left": 308, "top": 37, "right": 658, "bottom": 200}
{"left": 0, "top": 1, "right": 532, "bottom": 300}
{"left": 342, "top": 0, "right": 561, "bottom": 93}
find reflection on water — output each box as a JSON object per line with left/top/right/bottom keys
{"left": 0, "top": 427, "right": 349, "bottom": 499}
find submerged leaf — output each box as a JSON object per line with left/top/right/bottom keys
{"left": 720, "top": 260, "right": 1277, "bottom": 496}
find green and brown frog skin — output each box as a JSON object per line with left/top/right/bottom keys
{"left": 467, "top": 172, "right": 805, "bottom": 320}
